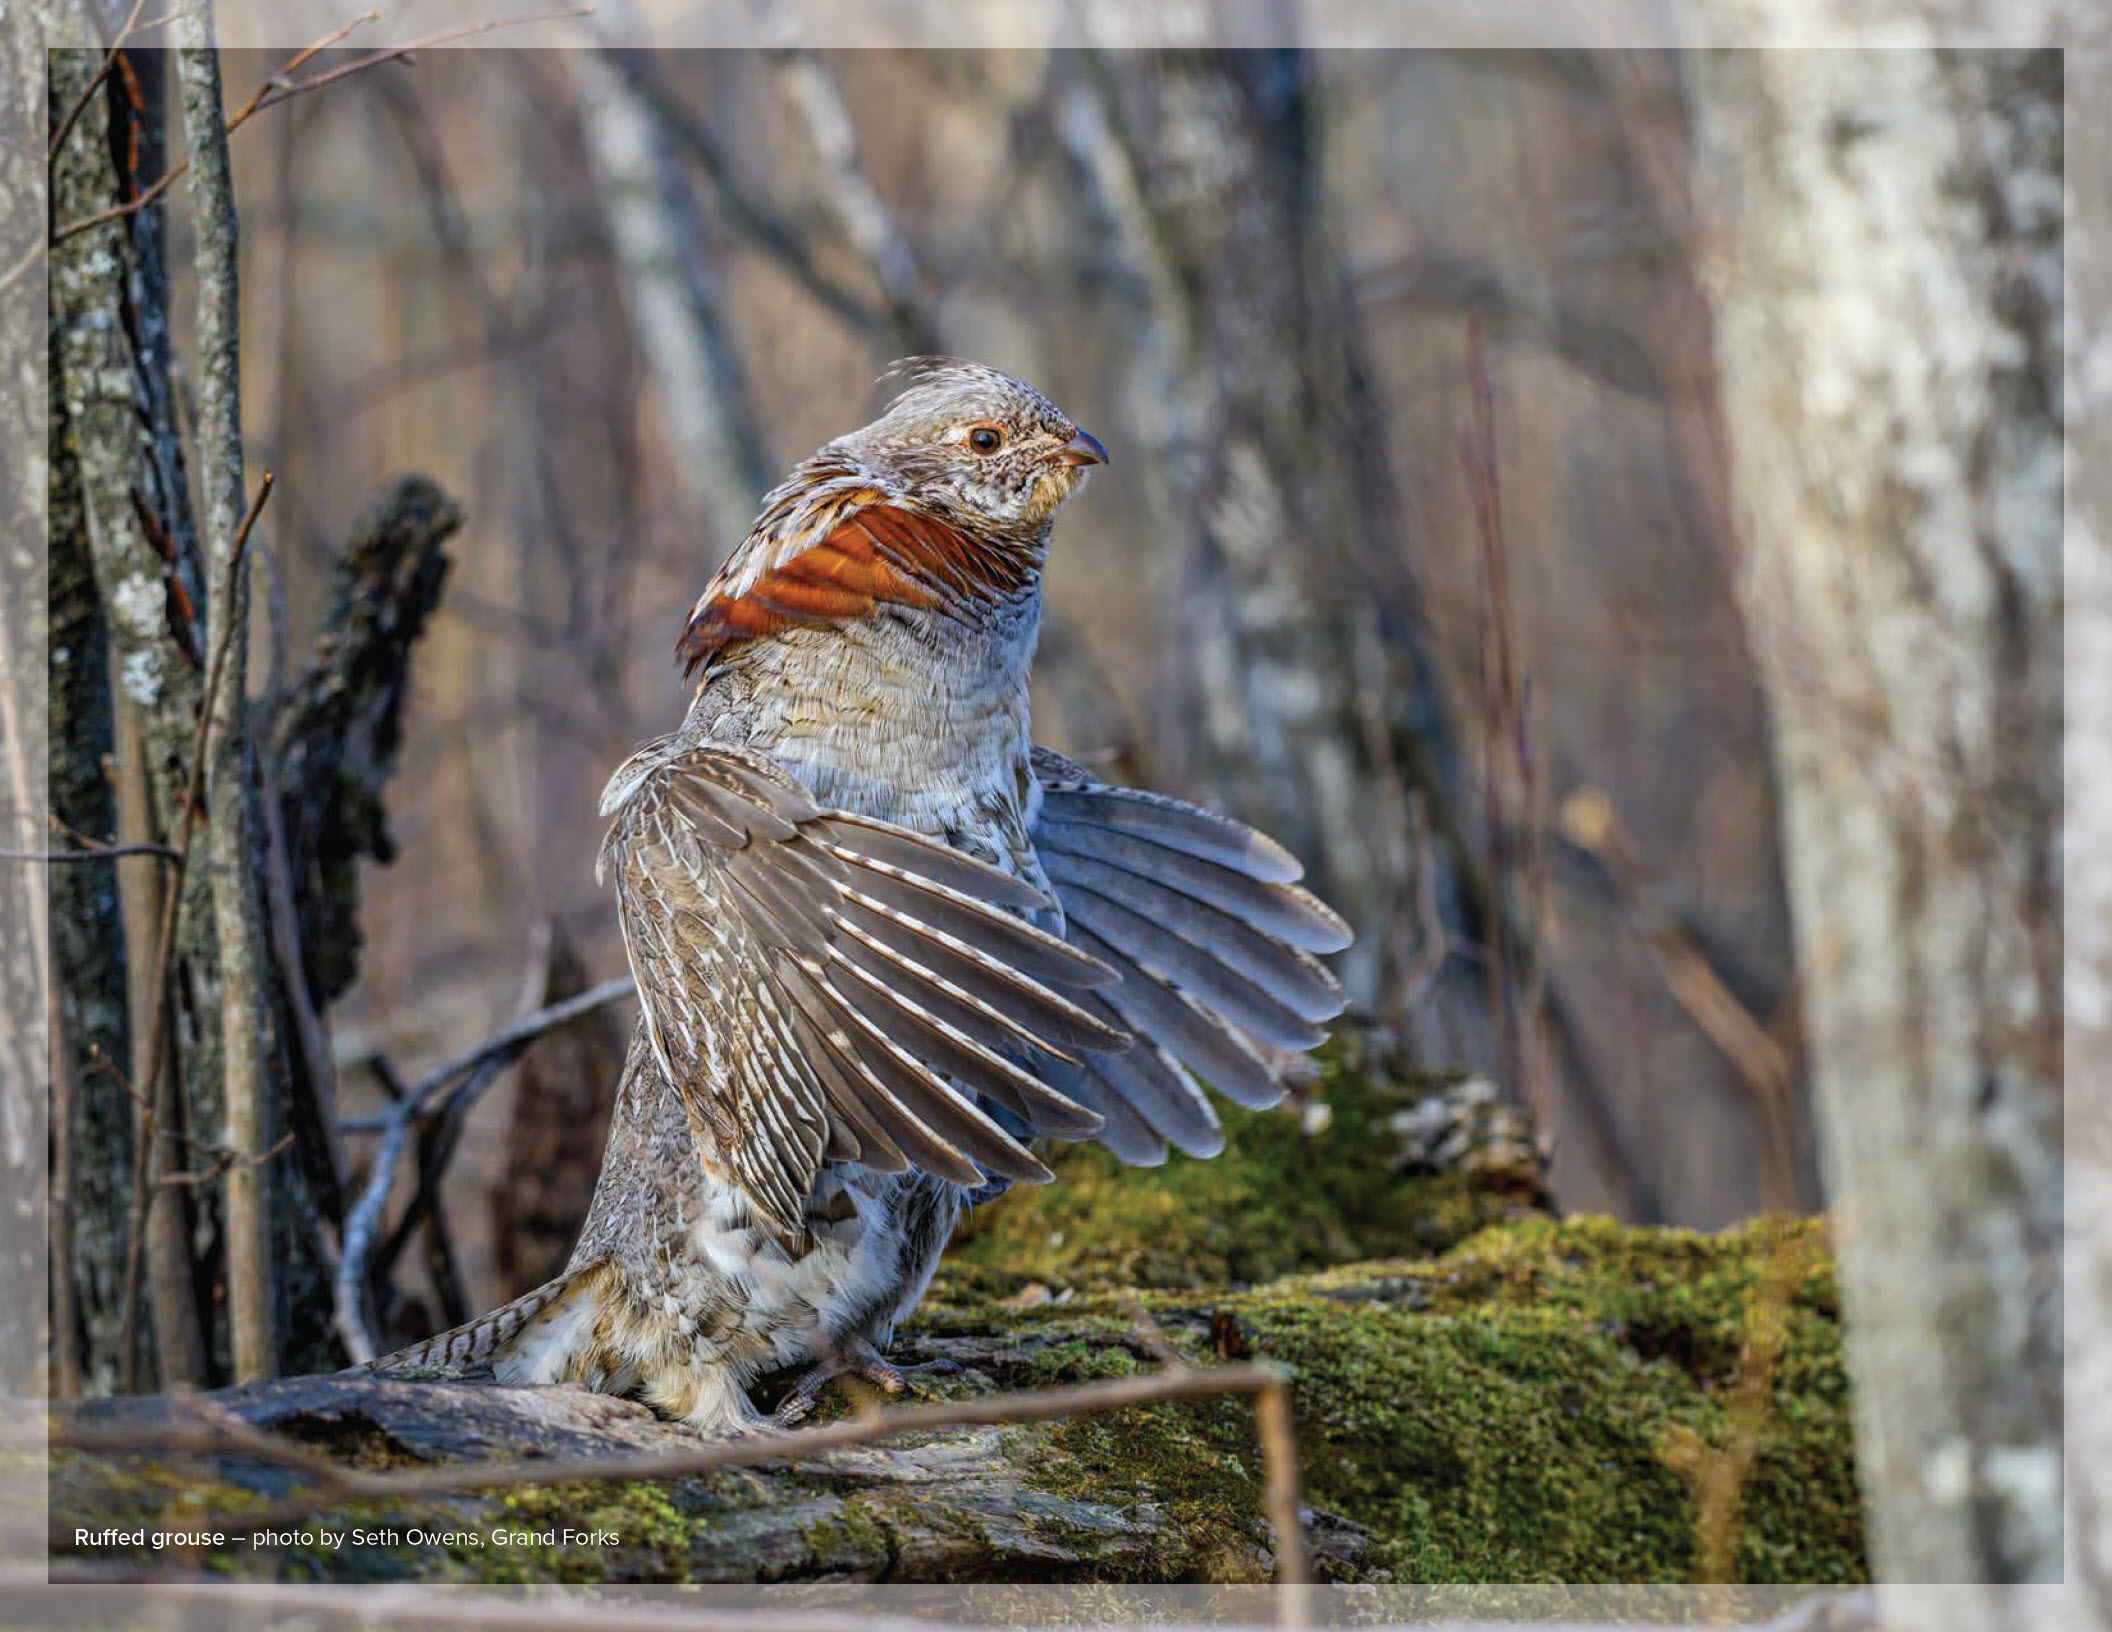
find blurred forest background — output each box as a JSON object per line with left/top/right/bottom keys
{"left": 21, "top": 14, "right": 2077, "bottom": 1604}
{"left": 203, "top": 46, "right": 1808, "bottom": 1325}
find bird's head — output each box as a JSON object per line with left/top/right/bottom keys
{"left": 843, "top": 357, "right": 1107, "bottom": 532}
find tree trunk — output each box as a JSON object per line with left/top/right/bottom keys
{"left": 46, "top": 262, "right": 130, "bottom": 1396}
{"left": 1689, "top": 45, "right": 2061, "bottom": 1607}
{"left": 0, "top": 3, "right": 55, "bottom": 1404}
{"left": 1073, "top": 51, "right": 1389, "bottom": 1007}
{"left": 171, "top": 12, "right": 277, "bottom": 1385}
{"left": 1057, "top": 50, "right": 1570, "bottom": 1167}
{"left": 2065, "top": 37, "right": 2112, "bottom": 1630}
{"left": 48, "top": 38, "right": 215, "bottom": 1393}
{"left": 567, "top": 39, "right": 769, "bottom": 548}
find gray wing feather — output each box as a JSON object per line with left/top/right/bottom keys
{"left": 1030, "top": 746, "right": 1350, "bottom": 1163}
{"left": 601, "top": 738, "right": 1123, "bottom": 1235}
{"left": 1038, "top": 847, "right": 1344, "bottom": 1024}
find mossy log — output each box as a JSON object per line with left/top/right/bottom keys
{"left": 51, "top": 1211, "right": 1864, "bottom": 1586}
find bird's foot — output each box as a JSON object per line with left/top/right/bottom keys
{"left": 773, "top": 1341, "right": 962, "bottom": 1426}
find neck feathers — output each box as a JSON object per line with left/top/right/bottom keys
{"left": 678, "top": 463, "right": 1044, "bottom": 678}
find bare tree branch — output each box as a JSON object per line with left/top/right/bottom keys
{"left": 1559, "top": 784, "right": 1801, "bottom": 1210}
{"left": 607, "top": 51, "right": 884, "bottom": 338}
{"left": 332, "top": 976, "right": 634, "bottom": 1360}
{"left": 40, "top": 5, "right": 595, "bottom": 257}
{"left": 338, "top": 977, "right": 637, "bottom": 1130}
{"left": 767, "top": 46, "right": 939, "bottom": 354}
{"left": 0, "top": 842, "right": 179, "bottom": 864}
{"left": 567, "top": 43, "right": 769, "bottom": 543}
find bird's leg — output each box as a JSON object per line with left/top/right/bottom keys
{"left": 773, "top": 1335, "right": 902, "bottom": 1425}
{"left": 773, "top": 1337, "right": 964, "bottom": 1426}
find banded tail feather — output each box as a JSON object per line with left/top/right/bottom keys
{"left": 362, "top": 1262, "right": 608, "bottom": 1377}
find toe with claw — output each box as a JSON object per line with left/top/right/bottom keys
{"left": 774, "top": 1337, "right": 906, "bottom": 1426}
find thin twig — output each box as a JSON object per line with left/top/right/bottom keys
{"left": 336, "top": 977, "right": 635, "bottom": 1131}
{"left": 154, "top": 1131, "right": 294, "bottom": 1189}
{"left": 331, "top": 1100, "right": 411, "bottom": 1364}
{"left": 251, "top": 6, "right": 591, "bottom": 107}
{"left": 1462, "top": 314, "right": 1551, "bottom": 1137}
{"left": 365, "top": 1056, "right": 496, "bottom": 1303}
{"left": 0, "top": 843, "right": 180, "bottom": 864}
{"left": 48, "top": 6, "right": 594, "bottom": 251}
{"left": 61, "top": 1360, "right": 1310, "bottom": 1584}
{"left": 0, "top": 239, "right": 42, "bottom": 301}
{"left": 1255, "top": 1379, "right": 1313, "bottom": 1611}
{"left": 333, "top": 977, "right": 630, "bottom": 1359}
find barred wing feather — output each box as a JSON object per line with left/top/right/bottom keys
{"left": 599, "top": 740, "right": 1124, "bottom": 1237}
{"left": 1029, "top": 746, "right": 1352, "bottom": 1166}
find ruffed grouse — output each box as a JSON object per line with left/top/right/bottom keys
{"left": 373, "top": 359, "right": 1351, "bottom": 1431}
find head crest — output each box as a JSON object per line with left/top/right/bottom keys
{"left": 871, "top": 356, "right": 1039, "bottom": 417}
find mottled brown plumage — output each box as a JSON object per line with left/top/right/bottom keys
{"left": 373, "top": 359, "right": 1350, "bottom": 1431}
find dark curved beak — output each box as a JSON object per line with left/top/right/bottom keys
{"left": 1048, "top": 428, "right": 1109, "bottom": 468}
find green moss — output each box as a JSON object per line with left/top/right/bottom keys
{"left": 473, "top": 1476, "right": 702, "bottom": 1582}
{"left": 796, "top": 1497, "right": 894, "bottom": 1570}
{"left": 927, "top": 1213, "right": 1865, "bottom": 1585}
{"left": 943, "top": 1039, "right": 1520, "bottom": 1295}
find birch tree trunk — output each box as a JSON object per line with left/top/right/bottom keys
{"left": 2059, "top": 42, "right": 2111, "bottom": 1632}
{"left": 1690, "top": 45, "right": 2062, "bottom": 1609}
{"left": 1069, "top": 50, "right": 1392, "bottom": 1007}
{"left": 568, "top": 37, "right": 768, "bottom": 547}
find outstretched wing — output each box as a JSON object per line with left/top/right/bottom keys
{"left": 1028, "top": 746, "right": 1352, "bottom": 1166}
{"left": 599, "top": 739, "right": 1124, "bottom": 1236}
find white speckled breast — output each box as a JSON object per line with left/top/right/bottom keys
{"left": 688, "top": 594, "right": 1047, "bottom": 884}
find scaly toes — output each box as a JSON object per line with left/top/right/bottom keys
{"left": 853, "top": 1355, "right": 906, "bottom": 1395}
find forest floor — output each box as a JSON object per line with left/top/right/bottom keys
{"left": 48, "top": 1035, "right": 1867, "bottom": 1588}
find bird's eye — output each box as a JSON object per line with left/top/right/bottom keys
{"left": 966, "top": 424, "right": 1005, "bottom": 455}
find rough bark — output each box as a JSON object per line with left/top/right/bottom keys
{"left": 267, "top": 473, "right": 461, "bottom": 1371}
{"left": 48, "top": 38, "right": 215, "bottom": 1393}
{"left": 46, "top": 226, "right": 131, "bottom": 1396}
{"left": 1689, "top": 46, "right": 2061, "bottom": 1603}
{"left": 268, "top": 477, "right": 459, "bottom": 1004}
{"left": 171, "top": 13, "right": 276, "bottom": 1385}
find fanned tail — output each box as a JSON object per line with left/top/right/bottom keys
{"left": 362, "top": 1262, "right": 606, "bottom": 1376}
